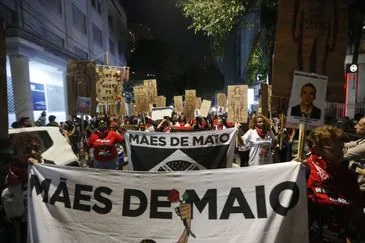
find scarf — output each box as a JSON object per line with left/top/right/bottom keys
{"left": 255, "top": 127, "right": 267, "bottom": 138}
{"left": 7, "top": 162, "right": 28, "bottom": 186}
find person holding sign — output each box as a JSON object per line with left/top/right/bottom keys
{"left": 290, "top": 83, "right": 321, "bottom": 119}
{"left": 240, "top": 114, "right": 276, "bottom": 166}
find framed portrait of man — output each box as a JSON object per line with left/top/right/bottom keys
{"left": 286, "top": 71, "right": 328, "bottom": 127}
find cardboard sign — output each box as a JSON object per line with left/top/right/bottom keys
{"left": 195, "top": 97, "right": 202, "bottom": 109}
{"left": 174, "top": 96, "right": 183, "bottom": 113}
{"left": 96, "top": 67, "right": 124, "bottom": 105}
{"left": 227, "top": 85, "right": 248, "bottom": 123}
{"left": 200, "top": 100, "right": 212, "bottom": 118}
{"left": 155, "top": 96, "right": 166, "bottom": 108}
{"left": 66, "top": 60, "right": 96, "bottom": 116}
{"left": 144, "top": 79, "right": 158, "bottom": 106}
{"left": 217, "top": 93, "right": 226, "bottom": 108}
{"left": 133, "top": 86, "right": 149, "bottom": 113}
{"left": 184, "top": 90, "right": 196, "bottom": 120}
{"left": 272, "top": 0, "right": 348, "bottom": 103}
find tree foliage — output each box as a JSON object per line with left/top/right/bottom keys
{"left": 177, "top": 0, "right": 246, "bottom": 42}
{"left": 177, "top": 0, "right": 279, "bottom": 83}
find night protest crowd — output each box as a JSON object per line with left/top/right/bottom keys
{"left": 2, "top": 110, "right": 365, "bottom": 242}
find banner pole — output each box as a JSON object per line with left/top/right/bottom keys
{"left": 297, "top": 122, "right": 306, "bottom": 160}
{"left": 279, "top": 113, "right": 284, "bottom": 150}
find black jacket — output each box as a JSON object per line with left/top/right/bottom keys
{"left": 290, "top": 105, "right": 321, "bottom": 119}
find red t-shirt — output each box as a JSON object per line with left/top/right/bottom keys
{"left": 88, "top": 130, "right": 124, "bottom": 161}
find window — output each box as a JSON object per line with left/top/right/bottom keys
{"left": 72, "top": 4, "right": 87, "bottom": 34}
{"left": 42, "top": 28, "right": 65, "bottom": 48}
{"left": 108, "top": 15, "right": 113, "bottom": 29}
{"left": 91, "top": 0, "right": 96, "bottom": 8}
{"left": 40, "top": 0, "right": 62, "bottom": 15}
{"left": 109, "top": 39, "right": 115, "bottom": 55}
{"left": 74, "top": 46, "right": 89, "bottom": 60}
{"left": 93, "top": 24, "right": 103, "bottom": 46}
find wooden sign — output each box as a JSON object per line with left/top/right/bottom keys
{"left": 184, "top": 90, "right": 196, "bottom": 120}
{"left": 195, "top": 97, "right": 202, "bottom": 109}
{"left": 227, "top": 85, "right": 248, "bottom": 123}
{"left": 272, "top": 0, "right": 348, "bottom": 103}
{"left": 217, "top": 93, "right": 226, "bottom": 108}
{"left": 200, "top": 100, "right": 212, "bottom": 118}
{"left": 143, "top": 79, "right": 158, "bottom": 106}
{"left": 96, "top": 67, "right": 124, "bottom": 105}
{"left": 174, "top": 96, "right": 183, "bottom": 113}
{"left": 133, "top": 86, "right": 149, "bottom": 113}
{"left": 67, "top": 60, "right": 96, "bottom": 116}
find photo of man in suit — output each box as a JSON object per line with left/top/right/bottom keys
{"left": 290, "top": 83, "right": 321, "bottom": 119}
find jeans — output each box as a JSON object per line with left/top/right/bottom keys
{"left": 95, "top": 159, "right": 117, "bottom": 169}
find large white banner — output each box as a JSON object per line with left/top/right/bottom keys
{"left": 28, "top": 163, "right": 308, "bottom": 243}
{"left": 125, "top": 128, "right": 237, "bottom": 171}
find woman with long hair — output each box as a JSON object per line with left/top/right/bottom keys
{"left": 240, "top": 114, "right": 276, "bottom": 166}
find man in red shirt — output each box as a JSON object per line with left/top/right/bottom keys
{"left": 88, "top": 122, "right": 124, "bottom": 169}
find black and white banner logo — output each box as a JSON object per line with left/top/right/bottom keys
{"left": 125, "top": 128, "right": 237, "bottom": 171}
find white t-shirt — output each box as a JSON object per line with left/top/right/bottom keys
{"left": 241, "top": 129, "right": 276, "bottom": 166}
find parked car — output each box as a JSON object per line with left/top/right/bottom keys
{"left": 9, "top": 127, "right": 79, "bottom": 166}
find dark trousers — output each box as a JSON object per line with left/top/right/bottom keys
{"left": 238, "top": 151, "right": 249, "bottom": 167}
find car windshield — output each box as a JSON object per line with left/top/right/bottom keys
{"left": 9, "top": 131, "right": 54, "bottom": 154}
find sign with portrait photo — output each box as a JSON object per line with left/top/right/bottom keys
{"left": 67, "top": 60, "right": 96, "bottom": 116}
{"left": 286, "top": 71, "right": 328, "bottom": 127}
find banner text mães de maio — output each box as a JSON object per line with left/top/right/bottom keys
{"left": 28, "top": 162, "right": 308, "bottom": 243}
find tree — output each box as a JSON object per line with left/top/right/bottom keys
{"left": 177, "top": 0, "right": 278, "bottom": 83}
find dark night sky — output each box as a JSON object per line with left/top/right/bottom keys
{"left": 120, "top": 0, "right": 211, "bottom": 64}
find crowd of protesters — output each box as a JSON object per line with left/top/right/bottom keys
{"left": 3, "top": 109, "right": 365, "bottom": 242}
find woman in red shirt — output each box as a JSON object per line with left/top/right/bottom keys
{"left": 88, "top": 122, "right": 124, "bottom": 169}
{"left": 305, "top": 125, "right": 363, "bottom": 242}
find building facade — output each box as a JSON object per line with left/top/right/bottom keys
{"left": 0, "top": 0, "right": 128, "bottom": 125}
{"left": 220, "top": 9, "right": 261, "bottom": 87}
{"left": 345, "top": 28, "right": 365, "bottom": 118}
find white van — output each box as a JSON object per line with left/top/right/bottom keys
{"left": 9, "top": 127, "right": 79, "bottom": 166}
